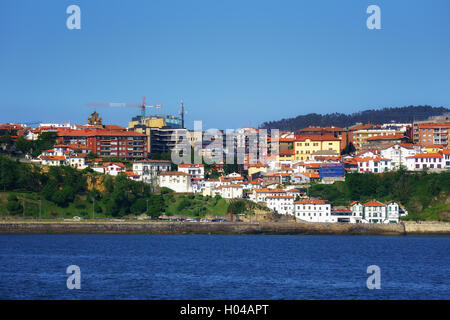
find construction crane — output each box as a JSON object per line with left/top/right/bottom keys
{"left": 86, "top": 96, "right": 162, "bottom": 124}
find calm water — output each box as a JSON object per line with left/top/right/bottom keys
{"left": 0, "top": 234, "right": 449, "bottom": 299}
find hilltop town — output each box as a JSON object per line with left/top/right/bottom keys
{"left": 1, "top": 108, "right": 449, "bottom": 224}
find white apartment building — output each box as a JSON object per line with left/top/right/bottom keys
{"left": 356, "top": 156, "right": 392, "bottom": 173}
{"left": 133, "top": 160, "right": 171, "bottom": 183}
{"left": 380, "top": 143, "right": 423, "bottom": 169}
{"left": 250, "top": 188, "right": 286, "bottom": 203}
{"left": 159, "top": 171, "right": 193, "bottom": 193}
{"left": 266, "top": 195, "right": 294, "bottom": 215}
{"left": 405, "top": 152, "right": 445, "bottom": 171}
{"left": 293, "top": 200, "right": 332, "bottom": 222}
{"left": 350, "top": 200, "right": 401, "bottom": 224}
{"left": 214, "top": 184, "right": 243, "bottom": 199}
{"left": 178, "top": 164, "right": 205, "bottom": 180}
{"left": 68, "top": 154, "right": 87, "bottom": 170}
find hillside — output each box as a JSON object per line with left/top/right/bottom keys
{"left": 260, "top": 105, "right": 449, "bottom": 131}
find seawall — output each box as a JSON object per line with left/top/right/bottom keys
{"left": 0, "top": 221, "right": 406, "bottom": 235}
{"left": 0, "top": 221, "right": 448, "bottom": 235}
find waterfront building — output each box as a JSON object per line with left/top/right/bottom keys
{"left": 266, "top": 195, "right": 294, "bottom": 215}
{"left": 293, "top": 200, "right": 332, "bottom": 222}
{"left": 350, "top": 200, "right": 401, "bottom": 224}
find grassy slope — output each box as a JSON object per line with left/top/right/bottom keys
{"left": 0, "top": 191, "right": 230, "bottom": 219}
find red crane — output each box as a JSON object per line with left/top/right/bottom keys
{"left": 86, "top": 96, "right": 162, "bottom": 124}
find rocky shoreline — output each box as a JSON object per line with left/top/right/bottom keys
{"left": 0, "top": 220, "right": 449, "bottom": 235}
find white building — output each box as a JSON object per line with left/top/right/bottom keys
{"left": 40, "top": 155, "right": 66, "bottom": 166}
{"left": 103, "top": 163, "right": 126, "bottom": 176}
{"left": 250, "top": 188, "right": 286, "bottom": 203}
{"left": 293, "top": 200, "right": 332, "bottom": 222}
{"left": 133, "top": 160, "right": 171, "bottom": 183}
{"left": 380, "top": 143, "right": 423, "bottom": 169}
{"left": 215, "top": 184, "right": 243, "bottom": 199}
{"left": 178, "top": 164, "right": 205, "bottom": 180}
{"left": 444, "top": 150, "right": 450, "bottom": 169}
{"left": 68, "top": 153, "right": 87, "bottom": 169}
{"left": 266, "top": 195, "right": 294, "bottom": 215}
{"left": 159, "top": 171, "right": 193, "bottom": 193}
{"left": 350, "top": 200, "right": 402, "bottom": 224}
{"left": 355, "top": 156, "right": 392, "bottom": 173}
{"left": 405, "top": 152, "right": 445, "bottom": 171}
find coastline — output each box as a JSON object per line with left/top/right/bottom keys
{"left": 0, "top": 220, "right": 449, "bottom": 235}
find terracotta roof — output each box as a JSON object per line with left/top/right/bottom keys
{"left": 294, "top": 135, "right": 341, "bottom": 142}
{"left": 40, "top": 156, "right": 66, "bottom": 161}
{"left": 135, "top": 159, "right": 171, "bottom": 163}
{"left": 266, "top": 196, "right": 294, "bottom": 199}
{"left": 366, "top": 134, "right": 407, "bottom": 141}
{"left": 159, "top": 171, "right": 190, "bottom": 176}
{"left": 125, "top": 171, "right": 139, "bottom": 177}
{"left": 349, "top": 201, "right": 361, "bottom": 206}
{"left": 102, "top": 162, "right": 126, "bottom": 168}
{"left": 406, "top": 152, "right": 443, "bottom": 159}
{"left": 294, "top": 199, "right": 327, "bottom": 204}
{"left": 363, "top": 200, "right": 385, "bottom": 207}
{"left": 254, "top": 188, "right": 286, "bottom": 193}
{"left": 179, "top": 164, "right": 204, "bottom": 168}
{"left": 216, "top": 184, "right": 243, "bottom": 189}
{"left": 381, "top": 143, "right": 416, "bottom": 150}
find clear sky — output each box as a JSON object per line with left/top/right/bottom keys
{"left": 1, "top": 0, "right": 449, "bottom": 129}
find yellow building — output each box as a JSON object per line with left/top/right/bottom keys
{"left": 248, "top": 163, "right": 268, "bottom": 176}
{"left": 294, "top": 135, "right": 341, "bottom": 161}
{"left": 424, "top": 145, "right": 443, "bottom": 153}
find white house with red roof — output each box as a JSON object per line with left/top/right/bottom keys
{"left": 214, "top": 184, "right": 243, "bottom": 199}
{"left": 380, "top": 143, "right": 423, "bottom": 169}
{"left": 178, "top": 163, "right": 205, "bottom": 180}
{"left": 443, "top": 149, "right": 450, "bottom": 169}
{"left": 405, "top": 152, "right": 445, "bottom": 171}
{"left": 132, "top": 159, "right": 171, "bottom": 184}
{"left": 350, "top": 200, "right": 402, "bottom": 224}
{"left": 250, "top": 188, "right": 286, "bottom": 203}
{"left": 266, "top": 195, "right": 294, "bottom": 216}
{"left": 355, "top": 156, "right": 392, "bottom": 173}
{"left": 293, "top": 199, "right": 332, "bottom": 222}
{"left": 96, "top": 162, "right": 126, "bottom": 176}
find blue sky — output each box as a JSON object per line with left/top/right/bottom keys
{"left": 1, "top": 0, "right": 449, "bottom": 129}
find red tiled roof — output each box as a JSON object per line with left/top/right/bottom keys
{"left": 366, "top": 134, "right": 407, "bottom": 141}
{"left": 159, "top": 171, "right": 190, "bottom": 176}
{"left": 363, "top": 200, "right": 385, "bottom": 207}
{"left": 406, "top": 152, "right": 443, "bottom": 159}
{"left": 294, "top": 199, "right": 327, "bottom": 204}
{"left": 294, "top": 135, "right": 340, "bottom": 142}
{"left": 266, "top": 195, "right": 294, "bottom": 199}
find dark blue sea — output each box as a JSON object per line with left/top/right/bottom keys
{"left": 0, "top": 234, "right": 449, "bottom": 299}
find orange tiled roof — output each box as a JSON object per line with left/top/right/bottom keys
{"left": 363, "top": 200, "right": 385, "bottom": 207}
{"left": 406, "top": 152, "right": 443, "bottom": 158}
{"left": 294, "top": 199, "right": 327, "bottom": 204}
{"left": 366, "top": 134, "right": 407, "bottom": 141}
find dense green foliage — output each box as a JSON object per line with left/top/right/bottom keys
{"left": 260, "top": 106, "right": 449, "bottom": 131}
{"left": 309, "top": 169, "right": 450, "bottom": 221}
{"left": 0, "top": 156, "right": 235, "bottom": 219}
{"left": 15, "top": 132, "right": 57, "bottom": 157}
